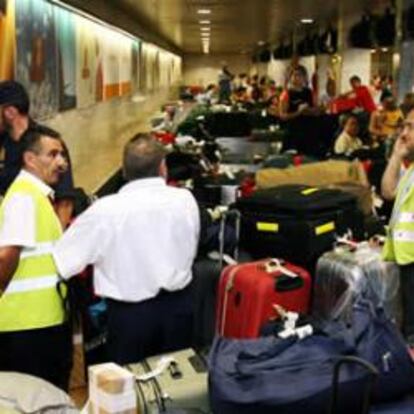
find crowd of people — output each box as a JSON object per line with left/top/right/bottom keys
{"left": 195, "top": 63, "right": 413, "bottom": 156}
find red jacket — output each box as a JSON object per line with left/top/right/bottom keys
{"left": 354, "top": 86, "right": 376, "bottom": 113}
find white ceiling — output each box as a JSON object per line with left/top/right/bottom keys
{"left": 111, "top": 0, "right": 380, "bottom": 53}
{"left": 69, "top": 0, "right": 389, "bottom": 54}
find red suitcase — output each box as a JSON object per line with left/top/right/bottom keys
{"left": 216, "top": 258, "right": 311, "bottom": 338}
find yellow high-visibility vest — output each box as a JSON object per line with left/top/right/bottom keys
{"left": 383, "top": 165, "right": 414, "bottom": 265}
{"left": 0, "top": 176, "right": 66, "bottom": 332}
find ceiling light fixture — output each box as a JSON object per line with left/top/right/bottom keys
{"left": 201, "top": 27, "right": 211, "bottom": 31}
{"left": 257, "top": 40, "right": 265, "bottom": 46}
{"left": 300, "top": 18, "right": 314, "bottom": 24}
{"left": 199, "top": 20, "right": 211, "bottom": 24}
{"left": 197, "top": 9, "right": 211, "bottom": 14}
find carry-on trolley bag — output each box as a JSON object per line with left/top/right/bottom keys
{"left": 235, "top": 184, "right": 364, "bottom": 265}
{"left": 128, "top": 348, "right": 212, "bottom": 413}
{"left": 192, "top": 210, "right": 241, "bottom": 348}
{"left": 313, "top": 240, "right": 401, "bottom": 325}
{"left": 216, "top": 258, "right": 311, "bottom": 339}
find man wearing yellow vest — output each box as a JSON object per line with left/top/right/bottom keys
{"left": 382, "top": 108, "right": 414, "bottom": 346}
{"left": 0, "top": 124, "right": 72, "bottom": 390}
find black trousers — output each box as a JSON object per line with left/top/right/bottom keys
{"left": 399, "top": 263, "right": 414, "bottom": 343}
{"left": 107, "top": 286, "right": 193, "bottom": 365}
{"left": 0, "top": 323, "right": 73, "bottom": 391}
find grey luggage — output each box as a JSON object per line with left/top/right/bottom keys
{"left": 313, "top": 241, "right": 401, "bottom": 325}
{"left": 216, "top": 137, "right": 277, "bottom": 164}
{"left": 251, "top": 128, "right": 287, "bottom": 143}
{"left": 127, "top": 348, "right": 211, "bottom": 413}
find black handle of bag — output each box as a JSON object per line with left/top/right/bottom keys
{"left": 328, "top": 356, "right": 379, "bottom": 414}
{"left": 274, "top": 274, "right": 304, "bottom": 292}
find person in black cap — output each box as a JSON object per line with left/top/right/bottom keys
{"left": 0, "top": 80, "right": 74, "bottom": 227}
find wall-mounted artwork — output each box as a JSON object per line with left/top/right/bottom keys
{"left": 0, "top": 0, "right": 15, "bottom": 81}
{"left": 131, "top": 39, "right": 140, "bottom": 93}
{"left": 119, "top": 37, "right": 132, "bottom": 96}
{"left": 55, "top": 6, "right": 77, "bottom": 110}
{"left": 15, "top": 0, "right": 58, "bottom": 118}
{"left": 76, "top": 16, "right": 99, "bottom": 108}
{"left": 100, "top": 27, "right": 120, "bottom": 100}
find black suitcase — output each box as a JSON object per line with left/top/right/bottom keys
{"left": 235, "top": 185, "right": 364, "bottom": 266}
{"left": 192, "top": 172, "right": 248, "bottom": 207}
{"left": 206, "top": 112, "right": 252, "bottom": 137}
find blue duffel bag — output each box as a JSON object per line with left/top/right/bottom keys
{"left": 208, "top": 301, "right": 414, "bottom": 414}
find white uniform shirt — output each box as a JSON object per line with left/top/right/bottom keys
{"left": 53, "top": 177, "right": 200, "bottom": 302}
{"left": 0, "top": 170, "right": 54, "bottom": 248}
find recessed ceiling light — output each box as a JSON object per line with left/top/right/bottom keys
{"left": 197, "top": 9, "right": 211, "bottom": 14}
{"left": 199, "top": 20, "right": 211, "bottom": 24}
{"left": 381, "top": 47, "right": 389, "bottom": 52}
{"left": 201, "top": 27, "right": 211, "bottom": 31}
{"left": 257, "top": 40, "right": 265, "bottom": 46}
{"left": 300, "top": 18, "right": 314, "bottom": 24}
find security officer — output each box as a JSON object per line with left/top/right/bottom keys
{"left": 0, "top": 124, "right": 72, "bottom": 390}
{"left": 382, "top": 108, "right": 414, "bottom": 346}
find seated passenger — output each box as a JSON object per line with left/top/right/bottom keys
{"left": 369, "top": 96, "right": 404, "bottom": 143}
{"left": 334, "top": 114, "right": 364, "bottom": 155}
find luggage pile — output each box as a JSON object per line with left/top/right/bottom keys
{"left": 171, "top": 104, "right": 413, "bottom": 413}
{"left": 88, "top": 100, "right": 412, "bottom": 413}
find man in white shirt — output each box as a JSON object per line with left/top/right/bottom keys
{"left": 0, "top": 125, "right": 72, "bottom": 390}
{"left": 53, "top": 133, "right": 200, "bottom": 363}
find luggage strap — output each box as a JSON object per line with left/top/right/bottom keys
{"left": 220, "top": 265, "right": 240, "bottom": 336}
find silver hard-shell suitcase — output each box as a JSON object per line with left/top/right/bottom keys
{"left": 313, "top": 241, "right": 401, "bottom": 325}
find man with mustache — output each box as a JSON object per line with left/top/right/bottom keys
{"left": 0, "top": 81, "right": 74, "bottom": 227}
{"left": 0, "top": 125, "right": 72, "bottom": 390}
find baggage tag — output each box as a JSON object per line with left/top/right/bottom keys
{"left": 273, "top": 304, "right": 313, "bottom": 340}
{"left": 264, "top": 259, "right": 298, "bottom": 278}
{"left": 135, "top": 356, "right": 176, "bottom": 382}
{"left": 223, "top": 166, "right": 236, "bottom": 180}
